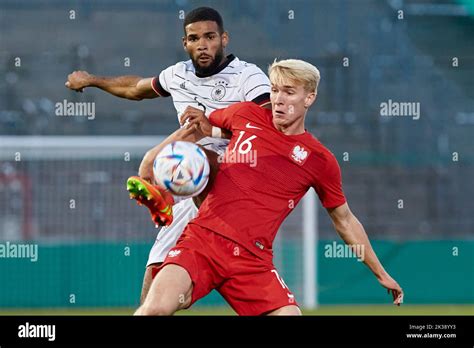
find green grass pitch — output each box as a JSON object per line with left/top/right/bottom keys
{"left": 0, "top": 305, "right": 472, "bottom": 316}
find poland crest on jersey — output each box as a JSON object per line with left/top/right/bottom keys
{"left": 290, "top": 145, "right": 309, "bottom": 165}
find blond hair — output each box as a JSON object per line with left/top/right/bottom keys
{"left": 268, "top": 59, "right": 320, "bottom": 93}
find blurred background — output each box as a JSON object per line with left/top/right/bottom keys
{"left": 0, "top": 0, "right": 473, "bottom": 314}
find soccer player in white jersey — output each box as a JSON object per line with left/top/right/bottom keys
{"left": 65, "top": 7, "right": 271, "bottom": 303}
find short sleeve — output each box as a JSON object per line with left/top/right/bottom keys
{"left": 313, "top": 154, "right": 346, "bottom": 209}
{"left": 240, "top": 65, "right": 271, "bottom": 102}
{"left": 151, "top": 66, "right": 173, "bottom": 97}
{"left": 251, "top": 93, "right": 270, "bottom": 106}
{"left": 209, "top": 102, "right": 248, "bottom": 131}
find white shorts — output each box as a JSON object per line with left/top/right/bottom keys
{"left": 146, "top": 198, "right": 198, "bottom": 265}
{"left": 146, "top": 138, "right": 228, "bottom": 266}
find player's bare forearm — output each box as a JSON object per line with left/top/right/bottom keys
{"left": 66, "top": 71, "right": 157, "bottom": 100}
{"left": 327, "top": 203, "right": 404, "bottom": 305}
{"left": 332, "top": 209, "right": 387, "bottom": 278}
{"left": 90, "top": 75, "right": 157, "bottom": 100}
{"left": 138, "top": 126, "right": 205, "bottom": 182}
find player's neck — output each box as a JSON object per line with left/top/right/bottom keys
{"left": 218, "top": 54, "right": 228, "bottom": 66}
{"left": 273, "top": 119, "right": 306, "bottom": 136}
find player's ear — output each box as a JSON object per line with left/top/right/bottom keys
{"left": 221, "top": 31, "right": 229, "bottom": 48}
{"left": 304, "top": 92, "right": 317, "bottom": 109}
{"left": 182, "top": 36, "right": 187, "bottom": 50}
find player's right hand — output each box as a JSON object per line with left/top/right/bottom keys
{"left": 65, "top": 70, "right": 92, "bottom": 92}
{"left": 378, "top": 273, "right": 404, "bottom": 306}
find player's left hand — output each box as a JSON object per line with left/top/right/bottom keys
{"left": 378, "top": 273, "right": 404, "bottom": 306}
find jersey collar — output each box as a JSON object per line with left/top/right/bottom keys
{"left": 195, "top": 54, "right": 236, "bottom": 78}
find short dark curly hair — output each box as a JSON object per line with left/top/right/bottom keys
{"left": 183, "top": 7, "right": 224, "bottom": 35}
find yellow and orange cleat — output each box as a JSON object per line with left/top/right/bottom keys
{"left": 126, "top": 176, "right": 174, "bottom": 227}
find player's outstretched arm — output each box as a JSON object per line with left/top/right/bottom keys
{"left": 327, "top": 203, "right": 404, "bottom": 305}
{"left": 65, "top": 71, "right": 158, "bottom": 100}
{"left": 138, "top": 124, "right": 206, "bottom": 183}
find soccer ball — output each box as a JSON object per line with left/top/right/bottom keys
{"left": 153, "top": 141, "right": 210, "bottom": 197}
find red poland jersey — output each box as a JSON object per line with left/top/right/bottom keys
{"left": 189, "top": 101, "right": 346, "bottom": 261}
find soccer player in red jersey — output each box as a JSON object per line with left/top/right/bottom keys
{"left": 135, "top": 59, "right": 404, "bottom": 315}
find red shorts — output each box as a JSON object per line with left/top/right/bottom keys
{"left": 154, "top": 224, "right": 298, "bottom": 316}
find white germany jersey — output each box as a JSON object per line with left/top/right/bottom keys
{"left": 151, "top": 54, "right": 270, "bottom": 153}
